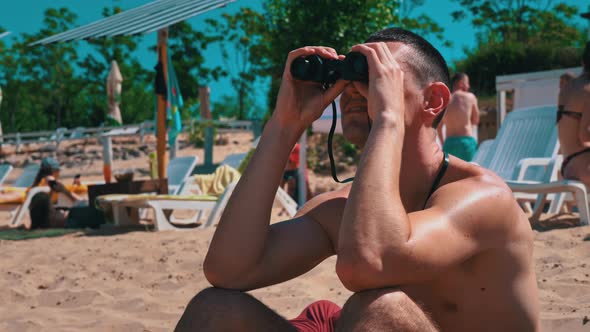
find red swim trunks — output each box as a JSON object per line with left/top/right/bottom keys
{"left": 289, "top": 300, "right": 342, "bottom": 332}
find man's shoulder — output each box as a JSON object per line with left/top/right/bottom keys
{"left": 452, "top": 90, "right": 477, "bottom": 99}
{"left": 433, "top": 166, "right": 523, "bottom": 233}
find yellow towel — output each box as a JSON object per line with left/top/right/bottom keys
{"left": 193, "top": 165, "right": 241, "bottom": 197}
{"left": 0, "top": 187, "right": 28, "bottom": 204}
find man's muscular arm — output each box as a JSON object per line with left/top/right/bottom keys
{"left": 336, "top": 43, "right": 514, "bottom": 292}
{"left": 204, "top": 47, "right": 348, "bottom": 291}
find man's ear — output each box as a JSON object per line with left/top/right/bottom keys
{"left": 423, "top": 82, "right": 450, "bottom": 118}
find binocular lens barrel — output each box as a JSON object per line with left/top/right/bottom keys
{"left": 290, "top": 52, "right": 368, "bottom": 85}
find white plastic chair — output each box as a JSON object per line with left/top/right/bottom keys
{"left": 0, "top": 164, "right": 14, "bottom": 185}
{"left": 477, "top": 105, "right": 588, "bottom": 225}
{"left": 101, "top": 153, "right": 298, "bottom": 231}
{"left": 166, "top": 156, "right": 199, "bottom": 195}
{"left": 13, "top": 164, "right": 41, "bottom": 188}
{"left": 1, "top": 164, "right": 41, "bottom": 226}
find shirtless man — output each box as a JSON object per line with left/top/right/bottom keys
{"left": 438, "top": 73, "right": 480, "bottom": 161}
{"left": 175, "top": 28, "right": 539, "bottom": 332}
{"left": 557, "top": 42, "right": 590, "bottom": 186}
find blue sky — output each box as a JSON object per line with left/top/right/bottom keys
{"left": 1, "top": 0, "right": 588, "bottom": 113}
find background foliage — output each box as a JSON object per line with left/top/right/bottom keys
{"left": 452, "top": 0, "right": 585, "bottom": 94}
{"left": 0, "top": 1, "right": 586, "bottom": 133}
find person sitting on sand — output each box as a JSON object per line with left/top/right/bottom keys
{"left": 175, "top": 28, "right": 539, "bottom": 332}
{"left": 25, "top": 158, "right": 78, "bottom": 228}
{"left": 437, "top": 72, "right": 480, "bottom": 161}
{"left": 556, "top": 42, "right": 590, "bottom": 187}
{"left": 26, "top": 158, "right": 99, "bottom": 230}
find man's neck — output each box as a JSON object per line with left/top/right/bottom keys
{"left": 398, "top": 128, "right": 445, "bottom": 212}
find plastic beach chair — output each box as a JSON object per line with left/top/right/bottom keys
{"left": 475, "top": 105, "right": 589, "bottom": 225}
{"left": 100, "top": 153, "right": 298, "bottom": 231}
{"left": 13, "top": 164, "right": 41, "bottom": 188}
{"left": 167, "top": 156, "right": 199, "bottom": 195}
{"left": 0, "top": 164, "right": 14, "bottom": 185}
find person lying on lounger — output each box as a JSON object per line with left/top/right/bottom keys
{"left": 175, "top": 27, "right": 539, "bottom": 332}
{"left": 556, "top": 42, "right": 590, "bottom": 187}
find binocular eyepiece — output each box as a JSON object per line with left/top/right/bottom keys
{"left": 290, "top": 52, "right": 368, "bottom": 85}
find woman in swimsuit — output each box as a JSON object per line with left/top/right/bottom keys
{"left": 556, "top": 42, "right": 590, "bottom": 184}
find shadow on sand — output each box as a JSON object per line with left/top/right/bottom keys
{"left": 531, "top": 213, "right": 585, "bottom": 232}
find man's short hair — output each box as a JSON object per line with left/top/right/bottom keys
{"left": 365, "top": 28, "right": 450, "bottom": 128}
{"left": 451, "top": 72, "right": 468, "bottom": 88}
{"left": 583, "top": 42, "right": 590, "bottom": 73}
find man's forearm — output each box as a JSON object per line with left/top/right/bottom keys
{"left": 338, "top": 116, "right": 409, "bottom": 275}
{"left": 204, "top": 118, "right": 302, "bottom": 284}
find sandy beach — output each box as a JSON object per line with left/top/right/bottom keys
{"left": 0, "top": 131, "right": 589, "bottom": 331}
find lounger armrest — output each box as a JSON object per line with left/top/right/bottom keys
{"left": 512, "top": 157, "right": 553, "bottom": 181}
{"left": 505, "top": 179, "right": 585, "bottom": 193}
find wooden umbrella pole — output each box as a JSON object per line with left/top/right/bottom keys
{"left": 157, "top": 28, "right": 169, "bottom": 179}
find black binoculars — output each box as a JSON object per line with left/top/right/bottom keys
{"left": 290, "top": 52, "right": 368, "bottom": 85}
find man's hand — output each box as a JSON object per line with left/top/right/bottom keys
{"left": 271, "top": 47, "right": 349, "bottom": 134}
{"left": 350, "top": 42, "right": 405, "bottom": 126}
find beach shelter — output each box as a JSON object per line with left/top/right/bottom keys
{"left": 30, "top": 0, "right": 236, "bottom": 179}
{"left": 106, "top": 60, "right": 123, "bottom": 126}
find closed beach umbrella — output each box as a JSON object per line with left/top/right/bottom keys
{"left": 106, "top": 60, "right": 123, "bottom": 125}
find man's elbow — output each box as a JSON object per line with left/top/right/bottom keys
{"left": 203, "top": 255, "right": 244, "bottom": 290}
{"left": 335, "top": 250, "right": 386, "bottom": 292}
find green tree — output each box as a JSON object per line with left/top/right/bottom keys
{"left": 0, "top": 8, "right": 82, "bottom": 132}
{"left": 77, "top": 6, "right": 153, "bottom": 126}
{"left": 452, "top": 0, "right": 585, "bottom": 94}
{"left": 452, "top": 0, "right": 583, "bottom": 47}
{"left": 205, "top": 0, "right": 447, "bottom": 118}
{"left": 166, "top": 22, "right": 226, "bottom": 112}
{"left": 205, "top": 9, "right": 268, "bottom": 120}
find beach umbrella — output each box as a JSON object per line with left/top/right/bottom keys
{"left": 106, "top": 60, "right": 123, "bottom": 126}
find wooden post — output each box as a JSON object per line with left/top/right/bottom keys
{"left": 199, "top": 86, "right": 213, "bottom": 167}
{"left": 497, "top": 90, "right": 506, "bottom": 129}
{"left": 102, "top": 135, "right": 113, "bottom": 183}
{"left": 156, "top": 28, "right": 169, "bottom": 179}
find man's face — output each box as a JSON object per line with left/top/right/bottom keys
{"left": 340, "top": 83, "right": 370, "bottom": 146}
{"left": 339, "top": 42, "right": 422, "bottom": 147}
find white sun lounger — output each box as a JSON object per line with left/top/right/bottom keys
{"left": 475, "top": 105, "right": 588, "bottom": 225}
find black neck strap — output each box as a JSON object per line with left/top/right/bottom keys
{"left": 327, "top": 99, "right": 449, "bottom": 206}
{"left": 424, "top": 152, "right": 449, "bottom": 209}
{"left": 328, "top": 101, "right": 354, "bottom": 183}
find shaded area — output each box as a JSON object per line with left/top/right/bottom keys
{"left": 532, "top": 213, "right": 584, "bottom": 232}
{"left": 0, "top": 228, "right": 81, "bottom": 241}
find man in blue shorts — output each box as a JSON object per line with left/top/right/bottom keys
{"left": 438, "top": 72, "right": 480, "bottom": 161}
